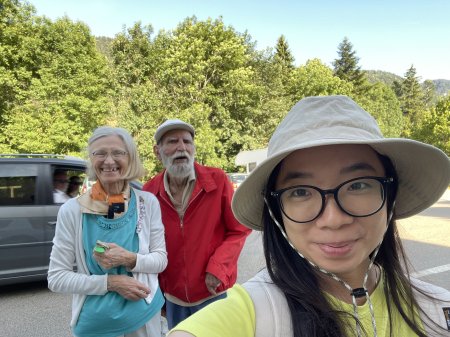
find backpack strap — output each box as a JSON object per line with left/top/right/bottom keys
{"left": 243, "top": 268, "right": 293, "bottom": 337}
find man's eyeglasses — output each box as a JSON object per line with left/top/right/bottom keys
{"left": 270, "top": 176, "right": 394, "bottom": 223}
{"left": 91, "top": 150, "right": 128, "bottom": 160}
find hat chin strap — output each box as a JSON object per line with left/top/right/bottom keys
{"left": 264, "top": 197, "right": 395, "bottom": 337}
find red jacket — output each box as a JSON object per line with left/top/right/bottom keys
{"left": 143, "top": 162, "right": 251, "bottom": 303}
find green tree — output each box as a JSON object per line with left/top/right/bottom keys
{"left": 0, "top": 0, "right": 39, "bottom": 133}
{"left": 288, "top": 59, "right": 352, "bottom": 101}
{"left": 274, "top": 35, "right": 294, "bottom": 69}
{"left": 272, "top": 35, "right": 295, "bottom": 93}
{"left": 332, "top": 37, "right": 367, "bottom": 94}
{"left": 156, "top": 17, "right": 263, "bottom": 171}
{"left": 391, "top": 79, "right": 403, "bottom": 98}
{"left": 397, "top": 65, "right": 426, "bottom": 136}
{"left": 2, "top": 6, "right": 430, "bottom": 176}
{"left": 111, "top": 22, "right": 155, "bottom": 87}
{"left": 413, "top": 95, "right": 450, "bottom": 155}
{"left": 422, "top": 79, "right": 437, "bottom": 107}
{"left": 109, "top": 22, "right": 164, "bottom": 176}
{"left": 355, "top": 82, "right": 403, "bottom": 137}
{"left": 3, "top": 16, "right": 112, "bottom": 155}
{"left": 111, "top": 17, "right": 265, "bottom": 174}
{"left": 244, "top": 48, "right": 293, "bottom": 148}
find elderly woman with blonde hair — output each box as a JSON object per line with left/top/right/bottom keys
{"left": 48, "top": 126, "right": 167, "bottom": 337}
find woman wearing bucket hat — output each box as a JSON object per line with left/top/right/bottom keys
{"left": 169, "top": 96, "right": 450, "bottom": 337}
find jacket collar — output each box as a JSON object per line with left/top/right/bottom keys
{"left": 192, "top": 162, "right": 217, "bottom": 193}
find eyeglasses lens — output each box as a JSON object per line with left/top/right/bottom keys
{"left": 279, "top": 178, "right": 386, "bottom": 223}
{"left": 92, "top": 151, "right": 127, "bottom": 159}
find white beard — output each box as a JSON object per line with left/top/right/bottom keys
{"left": 160, "top": 150, "right": 195, "bottom": 179}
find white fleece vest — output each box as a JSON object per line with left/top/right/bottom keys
{"left": 243, "top": 269, "right": 450, "bottom": 337}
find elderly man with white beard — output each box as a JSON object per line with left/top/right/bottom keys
{"left": 143, "top": 119, "right": 251, "bottom": 330}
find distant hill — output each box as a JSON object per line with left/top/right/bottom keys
{"left": 365, "top": 70, "right": 450, "bottom": 96}
{"left": 433, "top": 79, "right": 450, "bottom": 96}
{"left": 365, "top": 70, "right": 403, "bottom": 87}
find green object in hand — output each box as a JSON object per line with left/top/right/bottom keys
{"left": 94, "top": 245, "right": 106, "bottom": 253}
{"left": 94, "top": 240, "right": 109, "bottom": 254}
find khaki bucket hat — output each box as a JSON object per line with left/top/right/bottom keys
{"left": 232, "top": 95, "right": 450, "bottom": 231}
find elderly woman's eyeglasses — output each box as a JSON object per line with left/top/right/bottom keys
{"left": 91, "top": 150, "right": 127, "bottom": 160}
{"left": 270, "top": 176, "right": 394, "bottom": 223}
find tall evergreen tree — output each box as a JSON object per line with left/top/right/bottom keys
{"left": 273, "top": 35, "right": 295, "bottom": 89}
{"left": 333, "top": 37, "right": 366, "bottom": 92}
{"left": 398, "top": 65, "right": 426, "bottom": 135}
{"left": 391, "top": 80, "right": 403, "bottom": 98}
{"left": 274, "top": 35, "right": 294, "bottom": 69}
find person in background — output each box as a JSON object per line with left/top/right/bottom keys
{"left": 143, "top": 119, "right": 252, "bottom": 329}
{"left": 53, "top": 169, "right": 70, "bottom": 203}
{"left": 169, "top": 96, "right": 450, "bottom": 337}
{"left": 67, "top": 175, "right": 83, "bottom": 198}
{"left": 48, "top": 126, "right": 168, "bottom": 337}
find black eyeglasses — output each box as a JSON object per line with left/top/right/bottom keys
{"left": 270, "top": 176, "right": 394, "bottom": 223}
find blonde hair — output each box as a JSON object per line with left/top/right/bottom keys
{"left": 86, "top": 126, "right": 146, "bottom": 182}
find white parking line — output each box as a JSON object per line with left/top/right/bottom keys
{"left": 411, "top": 264, "right": 450, "bottom": 278}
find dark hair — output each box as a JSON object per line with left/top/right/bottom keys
{"left": 66, "top": 176, "right": 82, "bottom": 195}
{"left": 262, "top": 153, "right": 443, "bottom": 337}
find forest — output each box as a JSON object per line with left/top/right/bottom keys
{"left": 1, "top": 0, "right": 449, "bottom": 178}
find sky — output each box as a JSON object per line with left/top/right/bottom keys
{"left": 27, "top": 0, "right": 450, "bottom": 81}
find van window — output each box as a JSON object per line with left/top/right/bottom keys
{"left": 0, "top": 176, "right": 36, "bottom": 205}
{"left": 51, "top": 167, "right": 86, "bottom": 203}
{"left": 0, "top": 164, "right": 37, "bottom": 206}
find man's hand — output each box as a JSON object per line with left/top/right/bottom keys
{"left": 205, "top": 272, "right": 221, "bottom": 295}
{"left": 107, "top": 274, "right": 150, "bottom": 301}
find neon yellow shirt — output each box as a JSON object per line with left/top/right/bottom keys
{"left": 172, "top": 278, "right": 423, "bottom": 337}
{"left": 324, "top": 278, "right": 421, "bottom": 336}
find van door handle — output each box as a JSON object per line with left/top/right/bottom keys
{"left": 48, "top": 221, "right": 57, "bottom": 226}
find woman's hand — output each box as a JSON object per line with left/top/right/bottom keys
{"left": 107, "top": 274, "right": 150, "bottom": 301}
{"left": 93, "top": 242, "right": 137, "bottom": 270}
